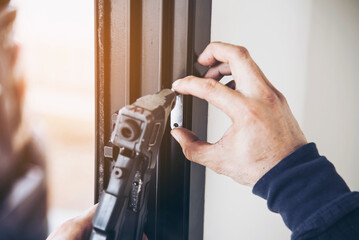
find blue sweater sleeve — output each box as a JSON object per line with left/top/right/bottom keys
{"left": 252, "top": 143, "right": 359, "bottom": 239}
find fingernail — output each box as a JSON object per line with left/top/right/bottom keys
{"left": 172, "top": 79, "right": 181, "bottom": 89}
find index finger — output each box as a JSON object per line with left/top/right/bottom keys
{"left": 172, "top": 76, "right": 243, "bottom": 120}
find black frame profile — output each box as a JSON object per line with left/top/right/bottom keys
{"left": 94, "top": 0, "right": 212, "bottom": 239}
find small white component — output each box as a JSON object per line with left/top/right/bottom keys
{"left": 170, "top": 94, "right": 183, "bottom": 129}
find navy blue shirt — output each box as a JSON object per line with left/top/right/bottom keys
{"left": 253, "top": 143, "right": 359, "bottom": 239}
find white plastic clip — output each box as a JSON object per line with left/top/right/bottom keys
{"left": 170, "top": 94, "right": 183, "bottom": 129}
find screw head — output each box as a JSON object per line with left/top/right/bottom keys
{"left": 114, "top": 167, "right": 124, "bottom": 179}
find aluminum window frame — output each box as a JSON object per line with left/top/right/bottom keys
{"left": 94, "top": 0, "right": 212, "bottom": 239}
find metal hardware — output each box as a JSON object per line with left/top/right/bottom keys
{"left": 171, "top": 94, "right": 183, "bottom": 129}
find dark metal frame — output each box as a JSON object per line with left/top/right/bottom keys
{"left": 95, "top": 0, "right": 212, "bottom": 239}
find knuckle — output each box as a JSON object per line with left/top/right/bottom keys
{"left": 233, "top": 46, "right": 250, "bottom": 59}
{"left": 203, "top": 78, "right": 219, "bottom": 92}
{"left": 183, "top": 146, "right": 194, "bottom": 160}
{"left": 262, "top": 90, "right": 278, "bottom": 106}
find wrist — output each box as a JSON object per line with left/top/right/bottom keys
{"left": 247, "top": 140, "right": 307, "bottom": 187}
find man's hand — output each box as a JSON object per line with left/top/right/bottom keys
{"left": 47, "top": 205, "right": 97, "bottom": 240}
{"left": 171, "top": 42, "right": 307, "bottom": 186}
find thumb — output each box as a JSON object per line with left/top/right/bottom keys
{"left": 171, "top": 128, "right": 214, "bottom": 167}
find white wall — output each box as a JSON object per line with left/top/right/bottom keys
{"left": 303, "top": 0, "right": 359, "bottom": 190}
{"left": 204, "top": 0, "right": 359, "bottom": 239}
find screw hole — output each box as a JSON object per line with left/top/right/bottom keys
{"left": 174, "top": 123, "right": 179, "bottom": 128}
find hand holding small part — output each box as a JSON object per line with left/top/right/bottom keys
{"left": 171, "top": 42, "right": 307, "bottom": 186}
